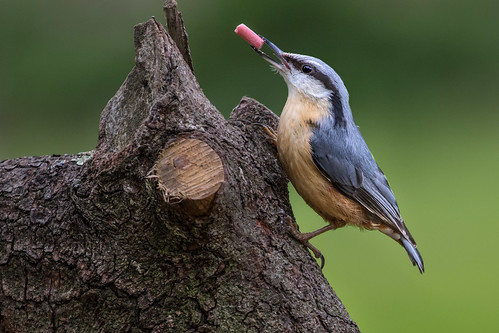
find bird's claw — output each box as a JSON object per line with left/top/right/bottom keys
{"left": 285, "top": 216, "right": 326, "bottom": 269}
{"left": 260, "top": 125, "right": 278, "bottom": 145}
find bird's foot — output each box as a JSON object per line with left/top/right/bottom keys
{"left": 260, "top": 124, "right": 277, "bottom": 145}
{"left": 285, "top": 216, "right": 326, "bottom": 269}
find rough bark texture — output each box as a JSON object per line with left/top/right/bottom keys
{"left": 0, "top": 5, "right": 360, "bottom": 333}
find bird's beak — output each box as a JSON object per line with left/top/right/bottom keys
{"left": 254, "top": 36, "right": 290, "bottom": 71}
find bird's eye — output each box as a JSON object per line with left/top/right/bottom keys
{"left": 301, "top": 65, "right": 313, "bottom": 74}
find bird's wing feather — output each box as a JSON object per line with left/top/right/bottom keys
{"left": 310, "top": 123, "right": 409, "bottom": 237}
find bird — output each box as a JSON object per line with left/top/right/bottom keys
{"left": 252, "top": 37, "right": 424, "bottom": 273}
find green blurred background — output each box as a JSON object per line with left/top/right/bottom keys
{"left": 1, "top": 1, "right": 498, "bottom": 331}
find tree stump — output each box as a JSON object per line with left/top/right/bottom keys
{"left": 0, "top": 2, "right": 360, "bottom": 332}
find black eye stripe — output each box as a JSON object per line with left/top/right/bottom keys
{"left": 284, "top": 57, "right": 302, "bottom": 71}
{"left": 284, "top": 56, "right": 335, "bottom": 91}
{"left": 312, "top": 70, "right": 336, "bottom": 92}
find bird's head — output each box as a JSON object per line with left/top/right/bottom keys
{"left": 255, "top": 37, "right": 348, "bottom": 102}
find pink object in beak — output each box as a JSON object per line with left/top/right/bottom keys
{"left": 234, "top": 24, "right": 264, "bottom": 50}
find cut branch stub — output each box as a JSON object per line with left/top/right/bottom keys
{"left": 150, "top": 138, "right": 224, "bottom": 215}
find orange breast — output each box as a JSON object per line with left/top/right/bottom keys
{"left": 277, "top": 90, "right": 370, "bottom": 229}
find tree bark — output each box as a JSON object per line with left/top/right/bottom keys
{"left": 0, "top": 3, "right": 360, "bottom": 332}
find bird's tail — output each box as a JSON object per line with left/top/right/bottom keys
{"left": 401, "top": 238, "right": 424, "bottom": 273}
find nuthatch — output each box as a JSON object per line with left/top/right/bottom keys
{"left": 250, "top": 36, "right": 424, "bottom": 273}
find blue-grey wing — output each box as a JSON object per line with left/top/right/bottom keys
{"left": 310, "top": 124, "right": 410, "bottom": 238}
